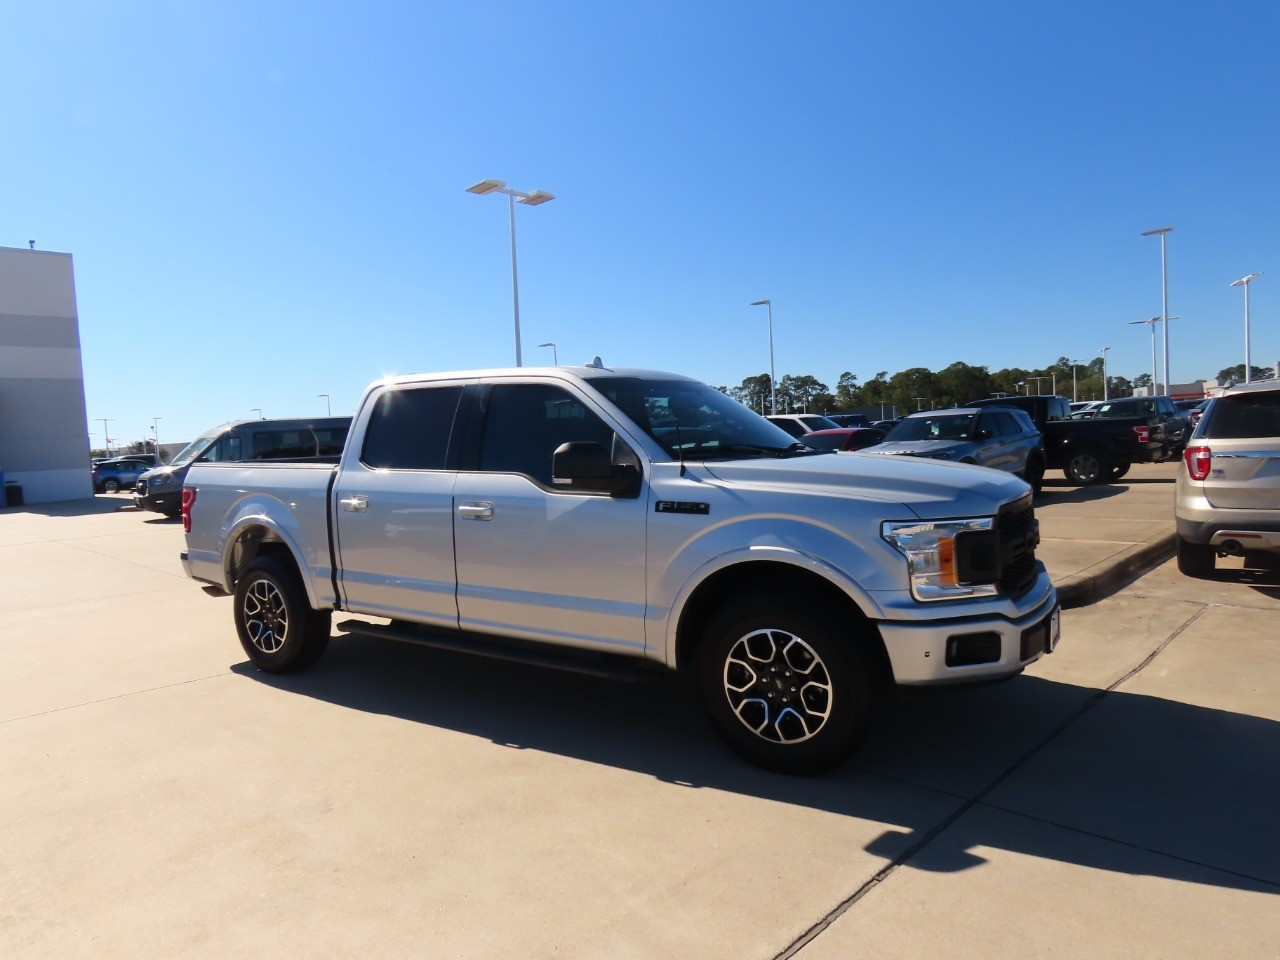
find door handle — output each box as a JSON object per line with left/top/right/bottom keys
{"left": 458, "top": 501, "right": 494, "bottom": 521}
{"left": 339, "top": 495, "right": 368, "bottom": 512}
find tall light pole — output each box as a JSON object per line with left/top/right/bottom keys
{"left": 317, "top": 394, "right": 330, "bottom": 416}
{"left": 914, "top": 397, "right": 927, "bottom": 411}
{"left": 537, "top": 341, "right": 558, "bottom": 365}
{"left": 1229, "top": 273, "right": 1263, "bottom": 383}
{"left": 466, "top": 179, "right": 556, "bottom": 367}
{"left": 99, "top": 418, "right": 115, "bottom": 456}
{"left": 1070, "top": 361, "right": 1082, "bottom": 402}
{"left": 1027, "top": 376, "right": 1048, "bottom": 394}
{"left": 749, "top": 299, "right": 776, "bottom": 415}
{"left": 250, "top": 408, "right": 263, "bottom": 420}
{"left": 1099, "top": 347, "right": 1111, "bottom": 400}
{"left": 1128, "top": 317, "right": 1160, "bottom": 395}
{"left": 152, "top": 417, "right": 162, "bottom": 462}
{"left": 1141, "top": 226, "right": 1174, "bottom": 395}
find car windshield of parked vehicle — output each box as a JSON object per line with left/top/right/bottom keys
{"left": 885, "top": 414, "right": 976, "bottom": 442}
{"left": 594, "top": 378, "right": 822, "bottom": 460}
{"left": 168, "top": 431, "right": 220, "bottom": 467}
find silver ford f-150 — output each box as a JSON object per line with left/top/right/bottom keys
{"left": 182, "top": 362, "right": 1059, "bottom": 773}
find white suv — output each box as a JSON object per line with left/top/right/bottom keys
{"left": 1174, "top": 379, "right": 1280, "bottom": 576}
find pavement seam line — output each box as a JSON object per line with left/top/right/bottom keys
{"left": 0, "top": 674, "right": 229, "bottom": 726}
{"left": 771, "top": 601, "right": 1212, "bottom": 960}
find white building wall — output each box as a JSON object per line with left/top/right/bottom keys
{"left": 0, "top": 247, "right": 93, "bottom": 504}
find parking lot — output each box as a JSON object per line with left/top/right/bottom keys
{"left": 2, "top": 480, "right": 1278, "bottom": 959}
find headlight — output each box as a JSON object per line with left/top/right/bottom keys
{"left": 148, "top": 474, "right": 173, "bottom": 487}
{"left": 882, "top": 518, "right": 1000, "bottom": 601}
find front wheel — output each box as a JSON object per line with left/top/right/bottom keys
{"left": 101, "top": 478, "right": 121, "bottom": 493}
{"left": 1020, "top": 456, "right": 1045, "bottom": 493}
{"left": 1064, "top": 449, "right": 1109, "bottom": 485}
{"left": 1176, "top": 536, "right": 1215, "bottom": 578}
{"left": 1109, "top": 463, "right": 1131, "bottom": 481}
{"left": 695, "top": 599, "right": 878, "bottom": 774}
{"left": 233, "top": 556, "right": 331, "bottom": 672}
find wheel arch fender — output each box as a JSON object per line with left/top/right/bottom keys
{"left": 666, "top": 548, "right": 889, "bottom": 676}
{"left": 219, "top": 510, "right": 322, "bottom": 610}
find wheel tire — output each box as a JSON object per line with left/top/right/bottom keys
{"left": 102, "top": 478, "right": 121, "bottom": 493}
{"left": 1109, "top": 463, "right": 1131, "bottom": 481}
{"left": 1176, "top": 536, "right": 1215, "bottom": 578}
{"left": 1064, "top": 449, "right": 1109, "bottom": 485}
{"left": 233, "top": 556, "right": 331, "bottom": 673}
{"left": 695, "top": 598, "right": 878, "bottom": 775}
{"left": 1021, "top": 456, "right": 1045, "bottom": 493}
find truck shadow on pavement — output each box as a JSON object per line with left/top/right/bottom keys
{"left": 233, "top": 639, "right": 1279, "bottom": 896}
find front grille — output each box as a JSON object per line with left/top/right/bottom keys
{"left": 997, "top": 495, "right": 1039, "bottom": 597}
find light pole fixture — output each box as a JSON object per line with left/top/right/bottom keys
{"left": 537, "top": 341, "right": 558, "bottom": 365}
{"left": 466, "top": 179, "right": 556, "bottom": 367}
{"left": 1229, "top": 272, "right": 1263, "bottom": 384}
{"left": 317, "top": 394, "right": 331, "bottom": 416}
{"left": 749, "top": 299, "right": 777, "bottom": 415}
{"left": 1141, "top": 226, "right": 1174, "bottom": 395}
{"left": 152, "top": 417, "right": 162, "bottom": 462}
{"left": 1027, "top": 376, "right": 1049, "bottom": 394}
{"left": 914, "top": 397, "right": 927, "bottom": 411}
{"left": 250, "top": 408, "right": 263, "bottom": 420}
{"left": 1099, "top": 347, "right": 1111, "bottom": 400}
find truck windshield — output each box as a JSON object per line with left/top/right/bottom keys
{"left": 593, "top": 378, "right": 819, "bottom": 460}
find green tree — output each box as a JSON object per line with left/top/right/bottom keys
{"left": 887, "top": 367, "right": 939, "bottom": 411}
{"left": 778, "top": 374, "right": 830, "bottom": 413}
{"left": 1216, "top": 364, "right": 1275, "bottom": 383}
{"left": 934, "top": 361, "right": 992, "bottom": 407}
{"left": 834, "top": 371, "right": 860, "bottom": 410}
{"left": 727, "top": 374, "right": 773, "bottom": 413}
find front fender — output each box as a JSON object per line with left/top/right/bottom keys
{"left": 657, "top": 542, "right": 889, "bottom": 669}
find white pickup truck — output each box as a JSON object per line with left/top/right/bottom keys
{"left": 182, "top": 362, "right": 1059, "bottom": 773}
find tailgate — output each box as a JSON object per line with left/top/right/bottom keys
{"left": 1203, "top": 439, "right": 1280, "bottom": 509}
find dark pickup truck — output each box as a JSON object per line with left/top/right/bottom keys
{"left": 969, "top": 395, "right": 1170, "bottom": 485}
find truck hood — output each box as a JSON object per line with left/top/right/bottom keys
{"left": 699, "top": 452, "right": 1027, "bottom": 520}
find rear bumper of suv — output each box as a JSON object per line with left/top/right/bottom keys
{"left": 1175, "top": 486, "right": 1280, "bottom": 551}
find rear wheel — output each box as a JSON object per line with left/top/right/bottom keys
{"left": 1109, "top": 463, "right": 1131, "bottom": 481}
{"left": 233, "top": 556, "right": 331, "bottom": 672}
{"left": 1176, "top": 536, "right": 1215, "bottom": 578}
{"left": 101, "top": 478, "right": 121, "bottom": 493}
{"left": 695, "top": 598, "right": 878, "bottom": 774}
{"left": 1064, "top": 448, "right": 1108, "bottom": 485}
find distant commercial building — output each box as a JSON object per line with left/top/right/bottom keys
{"left": 0, "top": 246, "right": 93, "bottom": 504}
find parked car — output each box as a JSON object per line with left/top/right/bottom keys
{"left": 765, "top": 414, "right": 841, "bottom": 438}
{"left": 866, "top": 407, "right": 1044, "bottom": 489}
{"left": 1174, "top": 379, "right": 1280, "bottom": 577}
{"left": 91, "top": 458, "right": 150, "bottom": 493}
{"left": 825, "top": 413, "right": 871, "bottom": 429}
{"left": 1069, "top": 401, "right": 1102, "bottom": 418}
{"left": 135, "top": 416, "right": 352, "bottom": 516}
{"left": 969, "top": 394, "right": 1172, "bottom": 484}
{"left": 1088, "top": 396, "right": 1190, "bottom": 453}
{"left": 799, "top": 427, "right": 887, "bottom": 452}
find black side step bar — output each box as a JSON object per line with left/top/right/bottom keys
{"left": 333, "top": 619, "right": 665, "bottom": 683}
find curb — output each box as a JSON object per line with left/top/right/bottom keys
{"left": 1055, "top": 531, "right": 1178, "bottom": 609}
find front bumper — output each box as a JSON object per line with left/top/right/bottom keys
{"left": 876, "top": 573, "right": 1059, "bottom": 685}
{"left": 134, "top": 482, "right": 181, "bottom": 513}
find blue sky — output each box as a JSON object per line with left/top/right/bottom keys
{"left": 3, "top": 1, "right": 1277, "bottom": 446}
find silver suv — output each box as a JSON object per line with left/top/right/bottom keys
{"left": 1174, "top": 379, "right": 1280, "bottom": 576}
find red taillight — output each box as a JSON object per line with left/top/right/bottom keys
{"left": 1133, "top": 425, "right": 1150, "bottom": 443}
{"left": 181, "top": 487, "right": 196, "bottom": 533}
{"left": 1184, "top": 445, "right": 1211, "bottom": 481}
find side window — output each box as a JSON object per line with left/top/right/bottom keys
{"left": 361, "top": 386, "right": 463, "bottom": 470}
{"left": 990, "top": 412, "right": 1019, "bottom": 436}
{"left": 204, "top": 435, "right": 242, "bottom": 462}
{"left": 479, "top": 383, "right": 622, "bottom": 487}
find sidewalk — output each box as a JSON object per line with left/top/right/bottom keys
{"left": 1035, "top": 459, "right": 1179, "bottom": 607}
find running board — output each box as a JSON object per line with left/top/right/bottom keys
{"left": 333, "top": 619, "right": 664, "bottom": 683}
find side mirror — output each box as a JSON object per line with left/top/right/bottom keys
{"left": 552, "top": 442, "right": 639, "bottom": 497}
{"left": 976, "top": 429, "right": 994, "bottom": 440}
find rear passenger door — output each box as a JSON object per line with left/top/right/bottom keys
{"left": 452, "top": 381, "right": 649, "bottom": 655}
{"left": 333, "top": 383, "right": 467, "bottom": 629}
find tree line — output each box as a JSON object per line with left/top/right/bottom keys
{"left": 716, "top": 359, "right": 1273, "bottom": 417}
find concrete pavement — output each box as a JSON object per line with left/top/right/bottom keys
{"left": 1, "top": 480, "right": 1276, "bottom": 959}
